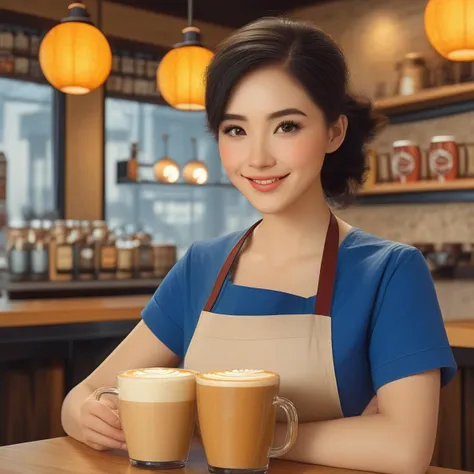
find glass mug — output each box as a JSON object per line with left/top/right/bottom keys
{"left": 94, "top": 367, "right": 196, "bottom": 469}
{"left": 196, "top": 369, "right": 298, "bottom": 474}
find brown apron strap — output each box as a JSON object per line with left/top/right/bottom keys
{"left": 203, "top": 213, "right": 340, "bottom": 316}
{"left": 203, "top": 220, "right": 262, "bottom": 312}
{"left": 314, "top": 213, "right": 339, "bottom": 317}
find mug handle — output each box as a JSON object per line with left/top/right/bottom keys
{"left": 94, "top": 387, "right": 119, "bottom": 401}
{"left": 269, "top": 396, "right": 298, "bottom": 458}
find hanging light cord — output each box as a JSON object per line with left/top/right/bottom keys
{"left": 188, "top": 0, "right": 193, "bottom": 26}
{"left": 163, "top": 134, "right": 169, "bottom": 157}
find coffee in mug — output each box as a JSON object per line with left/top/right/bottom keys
{"left": 196, "top": 369, "right": 298, "bottom": 474}
{"left": 95, "top": 367, "right": 196, "bottom": 469}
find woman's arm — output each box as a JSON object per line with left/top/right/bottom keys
{"left": 61, "top": 320, "right": 180, "bottom": 445}
{"left": 276, "top": 369, "right": 440, "bottom": 474}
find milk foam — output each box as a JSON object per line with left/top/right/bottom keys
{"left": 196, "top": 369, "right": 279, "bottom": 387}
{"left": 118, "top": 368, "right": 196, "bottom": 402}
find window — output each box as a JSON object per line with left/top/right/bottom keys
{"left": 105, "top": 98, "right": 260, "bottom": 257}
{"left": 0, "top": 77, "right": 56, "bottom": 223}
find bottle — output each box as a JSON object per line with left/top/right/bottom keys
{"left": 0, "top": 152, "right": 6, "bottom": 201}
{"left": 0, "top": 28, "right": 14, "bottom": 74}
{"left": 128, "top": 143, "right": 139, "bottom": 181}
{"left": 7, "top": 221, "right": 30, "bottom": 282}
{"left": 115, "top": 228, "right": 134, "bottom": 280}
{"left": 74, "top": 220, "right": 95, "bottom": 280}
{"left": 133, "top": 229, "right": 154, "bottom": 278}
{"left": 29, "top": 219, "right": 50, "bottom": 281}
{"left": 92, "top": 221, "right": 117, "bottom": 280}
{"left": 153, "top": 244, "right": 177, "bottom": 278}
{"left": 49, "top": 220, "right": 74, "bottom": 281}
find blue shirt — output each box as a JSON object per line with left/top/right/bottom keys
{"left": 142, "top": 226, "right": 457, "bottom": 417}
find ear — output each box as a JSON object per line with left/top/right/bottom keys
{"left": 326, "top": 115, "right": 348, "bottom": 154}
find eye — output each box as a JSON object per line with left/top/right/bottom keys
{"left": 274, "top": 120, "right": 301, "bottom": 134}
{"left": 222, "top": 125, "right": 246, "bottom": 137}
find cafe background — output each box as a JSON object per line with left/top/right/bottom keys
{"left": 0, "top": 0, "right": 474, "bottom": 470}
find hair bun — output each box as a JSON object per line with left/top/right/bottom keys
{"left": 321, "top": 94, "right": 387, "bottom": 208}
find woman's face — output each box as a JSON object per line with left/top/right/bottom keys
{"left": 218, "top": 66, "right": 347, "bottom": 215}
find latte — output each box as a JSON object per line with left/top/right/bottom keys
{"left": 118, "top": 368, "right": 196, "bottom": 469}
{"left": 196, "top": 369, "right": 297, "bottom": 474}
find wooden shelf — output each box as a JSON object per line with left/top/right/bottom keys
{"left": 0, "top": 71, "right": 47, "bottom": 88}
{"left": 106, "top": 91, "right": 168, "bottom": 107}
{"left": 357, "top": 178, "right": 474, "bottom": 204}
{"left": 360, "top": 178, "right": 474, "bottom": 195}
{"left": 373, "top": 82, "right": 474, "bottom": 123}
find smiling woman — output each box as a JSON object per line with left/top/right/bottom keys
{"left": 61, "top": 17, "right": 457, "bottom": 474}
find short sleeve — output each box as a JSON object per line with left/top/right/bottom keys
{"left": 369, "top": 248, "right": 457, "bottom": 392}
{"left": 141, "top": 245, "right": 193, "bottom": 359}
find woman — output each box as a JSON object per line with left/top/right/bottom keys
{"left": 61, "top": 17, "right": 457, "bottom": 474}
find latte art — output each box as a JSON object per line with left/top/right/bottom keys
{"left": 118, "top": 368, "right": 196, "bottom": 402}
{"left": 203, "top": 369, "right": 275, "bottom": 380}
{"left": 120, "top": 368, "right": 195, "bottom": 379}
{"left": 197, "top": 369, "right": 279, "bottom": 387}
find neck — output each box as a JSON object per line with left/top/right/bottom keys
{"left": 252, "top": 182, "right": 331, "bottom": 259}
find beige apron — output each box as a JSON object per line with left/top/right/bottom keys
{"left": 184, "top": 214, "right": 344, "bottom": 423}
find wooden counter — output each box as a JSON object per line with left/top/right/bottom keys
{"left": 445, "top": 321, "right": 474, "bottom": 349}
{"left": 0, "top": 294, "right": 473, "bottom": 350}
{"left": 0, "top": 296, "right": 474, "bottom": 471}
{"left": 0, "top": 437, "right": 467, "bottom": 474}
{"left": 0, "top": 295, "right": 145, "bottom": 328}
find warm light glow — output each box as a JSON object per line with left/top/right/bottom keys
{"left": 157, "top": 38, "right": 214, "bottom": 110}
{"left": 39, "top": 22, "right": 112, "bottom": 94}
{"left": 183, "top": 160, "right": 208, "bottom": 184}
{"left": 154, "top": 158, "right": 180, "bottom": 183}
{"left": 425, "top": 0, "right": 474, "bottom": 61}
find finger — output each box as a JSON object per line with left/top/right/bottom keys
{"left": 84, "top": 430, "right": 124, "bottom": 450}
{"left": 89, "top": 401, "right": 122, "bottom": 429}
{"left": 86, "top": 441, "right": 107, "bottom": 451}
{"left": 86, "top": 415, "right": 126, "bottom": 443}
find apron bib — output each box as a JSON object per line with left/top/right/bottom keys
{"left": 184, "top": 214, "right": 343, "bottom": 423}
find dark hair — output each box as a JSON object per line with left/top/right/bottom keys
{"left": 205, "top": 17, "right": 386, "bottom": 207}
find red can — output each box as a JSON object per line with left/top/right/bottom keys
{"left": 429, "top": 136, "right": 458, "bottom": 181}
{"left": 391, "top": 140, "right": 421, "bottom": 183}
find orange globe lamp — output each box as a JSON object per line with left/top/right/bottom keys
{"left": 183, "top": 160, "right": 208, "bottom": 184}
{"left": 39, "top": 3, "right": 112, "bottom": 94}
{"left": 425, "top": 0, "right": 474, "bottom": 61}
{"left": 157, "top": 26, "right": 214, "bottom": 111}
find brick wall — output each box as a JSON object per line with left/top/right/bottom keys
{"left": 290, "top": 0, "right": 474, "bottom": 319}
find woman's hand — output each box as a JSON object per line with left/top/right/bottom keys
{"left": 79, "top": 394, "right": 126, "bottom": 451}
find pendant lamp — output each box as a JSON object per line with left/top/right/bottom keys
{"left": 157, "top": 0, "right": 214, "bottom": 110}
{"left": 154, "top": 134, "right": 180, "bottom": 184}
{"left": 183, "top": 137, "right": 208, "bottom": 184}
{"left": 425, "top": 0, "right": 474, "bottom": 61}
{"left": 39, "top": 2, "right": 112, "bottom": 94}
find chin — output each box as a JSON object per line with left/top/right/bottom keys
{"left": 244, "top": 193, "right": 299, "bottom": 216}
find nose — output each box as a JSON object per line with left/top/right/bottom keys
{"left": 247, "top": 138, "right": 277, "bottom": 169}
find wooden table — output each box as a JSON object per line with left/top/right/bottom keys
{"left": 0, "top": 437, "right": 467, "bottom": 474}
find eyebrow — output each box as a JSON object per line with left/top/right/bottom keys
{"left": 222, "top": 108, "right": 307, "bottom": 122}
